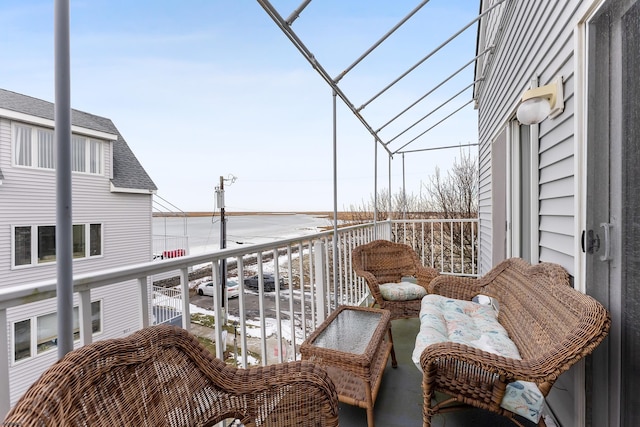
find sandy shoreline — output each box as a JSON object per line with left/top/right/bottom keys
{"left": 153, "top": 211, "right": 366, "bottom": 220}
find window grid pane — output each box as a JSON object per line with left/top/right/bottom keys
{"left": 14, "top": 226, "right": 32, "bottom": 266}
{"left": 37, "top": 129, "right": 55, "bottom": 169}
{"left": 37, "top": 313, "right": 57, "bottom": 354}
{"left": 73, "top": 224, "right": 86, "bottom": 259}
{"left": 14, "top": 320, "right": 31, "bottom": 362}
{"left": 72, "top": 136, "right": 86, "bottom": 172}
{"left": 38, "top": 226, "right": 56, "bottom": 263}
{"left": 90, "top": 224, "right": 102, "bottom": 256}
{"left": 14, "top": 125, "right": 32, "bottom": 166}
{"left": 89, "top": 140, "right": 103, "bottom": 174}
{"left": 92, "top": 301, "right": 102, "bottom": 334}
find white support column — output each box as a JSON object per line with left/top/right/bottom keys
{"left": 79, "top": 289, "right": 92, "bottom": 345}
{"left": 139, "top": 277, "right": 150, "bottom": 329}
{"left": 181, "top": 268, "right": 190, "bottom": 331}
{"left": 0, "top": 308, "right": 10, "bottom": 418}
{"left": 314, "top": 241, "right": 327, "bottom": 324}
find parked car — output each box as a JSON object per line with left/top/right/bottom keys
{"left": 197, "top": 279, "right": 239, "bottom": 299}
{"left": 243, "top": 273, "right": 285, "bottom": 292}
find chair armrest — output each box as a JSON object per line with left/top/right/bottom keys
{"left": 227, "top": 360, "right": 340, "bottom": 426}
{"left": 356, "top": 270, "right": 385, "bottom": 302}
{"left": 415, "top": 265, "right": 439, "bottom": 291}
{"left": 427, "top": 275, "right": 486, "bottom": 300}
{"left": 419, "top": 342, "right": 550, "bottom": 385}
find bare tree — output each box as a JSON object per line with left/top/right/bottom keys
{"left": 345, "top": 147, "right": 479, "bottom": 274}
{"left": 423, "top": 148, "right": 478, "bottom": 218}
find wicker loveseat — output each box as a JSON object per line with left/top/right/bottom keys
{"left": 3, "top": 325, "right": 339, "bottom": 427}
{"left": 352, "top": 240, "right": 439, "bottom": 320}
{"left": 415, "top": 258, "right": 611, "bottom": 427}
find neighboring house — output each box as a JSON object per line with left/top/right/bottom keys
{"left": 475, "top": 0, "right": 638, "bottom": 426}
{"left": 0, "top": 88, "right": 157, "bottom": 405}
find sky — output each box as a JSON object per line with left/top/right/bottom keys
{"left": 0, "top": 0, "right": 480, "bottom": 212}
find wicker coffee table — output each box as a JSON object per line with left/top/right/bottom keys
{"left": 300, "top": 305, "right": 397, "bottom": 427}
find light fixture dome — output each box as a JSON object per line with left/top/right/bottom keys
{"left": 516, "top": 97, "right": 551, "bottom": 125}
{"left": 516, "top": 76, "right": 564, "bottom": 125}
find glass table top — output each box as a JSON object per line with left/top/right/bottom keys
{"left": 312, "top": 309, "right": 383, "bottom": 354}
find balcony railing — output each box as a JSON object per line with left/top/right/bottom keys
{"left": 0, "top": 218, "right": 478, "bottom": 417}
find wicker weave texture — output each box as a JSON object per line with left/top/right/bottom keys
{"left": 420, "top": 258, "right": 611, "bottom": 427}
{"left": 3, "top": 325, "right": 339, "bottom": 427}
{"left": 351, "top": 240, "right": 439, "bottom": 320}
{"left": 301, "top": 306, "right": 395, "bottom": 427}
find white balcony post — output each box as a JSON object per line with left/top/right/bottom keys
{"left": 180, "top": 267, "right": 190, "bottom": 331}
{"left": 0, "top": 308, "right": 10, "bottom": 418}
{"left": 79, "top": 289, "right": 92, "bottom": 345}
{"left": 314, "top": 241, "right": 327, "bottom": 323}
{"left": 139, "top": 277, "right": 150, "bottom": 329}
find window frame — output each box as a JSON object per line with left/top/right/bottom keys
{"left": 12, "top": 223, "right": 104, "bottom": 269}
{"left": 12, "top": 123, "right": 55, "bottom": 169}
{"left": 11, "top": 300, "right": 103, "bottom": 365}
{"left": 12, "top": 122, "right": 104, "bottom": 174}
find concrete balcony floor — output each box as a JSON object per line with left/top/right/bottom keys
{"left": 337, "top": 317, "right": 534, "bottom": 427}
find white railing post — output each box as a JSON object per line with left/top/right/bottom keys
{"left": 139, "top": 276, "right": 150, "bottom": 329}
{"left": 314, "top": 241, "right": 327, "bottom": 324}
{"left": 79, "top": 289, "right": 93, "bottom": 345}
{"left": 0, "top": 308, "right": 10, "bottom": 418}
{"left": 180, "top": 268, "right": 190, "bottom": 331}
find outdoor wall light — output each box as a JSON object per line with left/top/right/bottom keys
{"left": 516, "top": 76, "right": 564, "bottom": 125}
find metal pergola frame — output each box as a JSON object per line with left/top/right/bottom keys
{"left": 52, "top": 0, "right": 508, "bottom": 358}
{"left": 255, "top": 0, "right": 506, "bottom": 299}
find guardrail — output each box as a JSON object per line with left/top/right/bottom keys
{"left": 0, "top": 218, "right": 477, "bottom": 416}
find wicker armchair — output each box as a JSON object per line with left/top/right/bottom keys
{"left": 420, "top": 258, "right": 611, "bottom": 427}
{"left": 3, "top": 325, "right": 339, "bottom": 427}
{"left": 352, "top": 240, "right": 439, "bottom": 320}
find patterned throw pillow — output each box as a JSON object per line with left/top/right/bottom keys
{"left": 378, "top": 281, "right": 427, "bottom": 301}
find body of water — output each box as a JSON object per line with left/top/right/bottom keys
{"left": 153, "top": 214, "right": 333, "bottom": 255}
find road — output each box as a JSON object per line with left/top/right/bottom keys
{"left": 191, "top": 287, "right": 306, "bottom": 320}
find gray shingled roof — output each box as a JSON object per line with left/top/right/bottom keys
{"left": 0, "top": 88, "right": 157, "bottom": 191}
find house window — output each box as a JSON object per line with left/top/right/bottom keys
{"left": 13, "top": 123, "right": 104, "bottom": 174}
{"left": 89, "top": 139, "right": 103, "bottom": 174}
{"left": 90, "top": 223, "right": 102, "bottom": 256}
{"left": 38, "top": 129, "right": 55, "bottom": 169}
{"left": 13, "top": 223, "right": 103, "bottom": 267}
{"left": 13, "top": 301, "right": 103, "bottom": 363}
{"left": 72, "top": 136, "right": 86, "bottom": 172}
{"left": 38, "top": 226, "right": 56, "bottom": 263}
{"left": 13, "top": 124, "right": 54, "bottom": 169}
{"left": 13, "top": 320, "right": 31, "bottom": 362}
{"left": 14, "top": 226, "right": 31, "bottom": 266}
{"left": 72, "top": 135, "right": 103, "bottom": 174}
{"left": 73, "top": 224, "right": 86, "bottom": 259}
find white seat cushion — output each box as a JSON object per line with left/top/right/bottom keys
{"left": 413, "top": 294, "right": 544, "bottom": 423}
{"left": 378, "top": 281, "right": 427, "bottom": 301}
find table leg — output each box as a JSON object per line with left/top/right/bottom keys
{"left": 365, "top": 381, "right": 375, "bottom": 427}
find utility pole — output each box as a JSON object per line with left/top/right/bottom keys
{"left": 215, "top": 175, "right": 236, "bottom": 310}
{"left": 216, "top": 176, "right": 227, "bottom": 309}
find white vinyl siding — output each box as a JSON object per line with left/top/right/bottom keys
{"left": 1, "top": 115, "right": 153, "bottom": 407}
{"left": 476, "top": 0, "right": 584, "bottom": 276}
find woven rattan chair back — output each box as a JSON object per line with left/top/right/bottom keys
{"left": 352, "top": 240, "right": 439, "bottom": 320}
{"left": 3, "top": 325, "right": 339, "bottom": 427}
